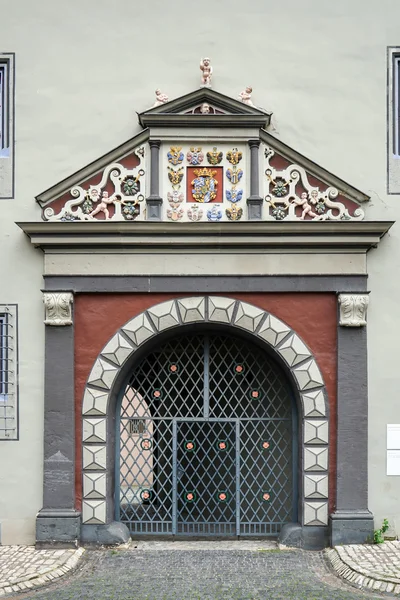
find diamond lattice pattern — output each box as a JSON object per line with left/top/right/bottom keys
{"left": 118, "top": 333, "right": 294, "bottom": 535}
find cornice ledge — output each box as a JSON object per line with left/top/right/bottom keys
{"left": 140, "top": 114, "right": 270, "bottom": 128}
{"left": 16, "top": 221, "right": 394, "bottom": 252}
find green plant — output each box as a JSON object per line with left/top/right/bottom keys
{"left": 374, "top": 518, "right": 389, "bottom": 544}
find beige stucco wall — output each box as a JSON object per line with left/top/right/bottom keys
{"left": 0, "top": 0, "right": 400, "bottom": 543}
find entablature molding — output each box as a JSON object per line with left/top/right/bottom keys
{"left": 18, "top": 220, "right": 393, "bottom": 253}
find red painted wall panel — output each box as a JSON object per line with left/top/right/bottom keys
{"left": 75, "top": 293, "right": 337, "bottom": 514}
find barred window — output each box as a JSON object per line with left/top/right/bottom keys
{"left": 0, "top": 305, "right": 18, "bottom": 440}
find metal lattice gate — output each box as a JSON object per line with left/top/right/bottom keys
{"left": 117, "top": 332, "right": 297, "bottom": 536}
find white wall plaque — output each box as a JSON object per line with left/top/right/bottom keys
{"left": 387, "top": 450, "right": 400, "bottom": 476}
{"left": 387, "top": 424, "right": 400, "bottom": 450}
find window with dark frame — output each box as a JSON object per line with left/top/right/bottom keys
{"left": 0, "top": 60, "right": 10, "bottom": 156}
{"left": 394, "top": 53, "right": 400, "bottom": 156}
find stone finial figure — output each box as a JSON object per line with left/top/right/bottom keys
{"left": 200, "top": 58, "right": 213, "bottom": 88}
{"left": 200, "top": 102, "right": 211, "bottom": 114}
{"left": 239, "top": 86, "right": 254, "bottom": 106}
{"left": 153, "top": 89, "right": 169, "bottom": 107}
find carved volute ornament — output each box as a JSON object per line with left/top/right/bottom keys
{"left": 43, "top": 292, "right": 74, "bottom": 326}
{"left": 338, "top": 294, "right": 369, "bottom": 327}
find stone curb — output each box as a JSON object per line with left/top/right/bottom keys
{"left": 0, "top": 548, "right": 85, "bottom": 596}
{"left": 326, "top": 547, "right": 400, "bottom": 595}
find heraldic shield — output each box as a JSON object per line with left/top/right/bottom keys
{"left": 191, "top": 167, "right": 219, "bottom": 203}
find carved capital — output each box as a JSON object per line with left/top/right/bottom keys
{"left": 248, "top": 139, "right": 260, "bottom": 150}
{"left": 43, "top": 292, "right": 74, "bottom": 326}
{"left": 149, "top": 139, "right": 161, "bottom": 149}
{"left": 338, "top": 294, "right": 369, "bottom": 327}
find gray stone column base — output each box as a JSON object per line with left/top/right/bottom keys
{"left": 246, "top": 196, "right": 263, "bottom": 220}
{"left": 81, "top": 521, "right": 130, "bottom": 546}
{"left": 330, "top": 510, "right": 374, "bottom": 546}
{"left": 36, "top": 509, "right": 81, "bottom": 548}
{"left": 146, "top": 196, "right": 163, "bottom": 221}
{"left": 278, "top": 523, "right": 329, "bottom": 550}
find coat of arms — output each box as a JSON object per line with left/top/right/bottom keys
{"left": 167, "top": 190, "right": 184, "bottom": 207}
{"left": 167, "top": 207, "right": 184, "bottom": 221}
{"left": 168, "top": 166, "right": 184, "bottom": 188}
{"left": 206, "top": 147, "right": 223, "bottom": 165}
{"left": 186, "top": 147, "right": 204, "bottom": 166}
{"left": 187, "top": 204, "right": 204, "bottom": 222}
{"left": 226, "top": 166, "right": 243, "bottom": 185}
{"left": 207, "top": 204, "right": 222, "bottom": 221}
{"left": 191, "top": 167, "right": 218, "bottom": 203}
{"left": 167, "top": 146, "right": 184, "bottom": 165}
{"left": 226, "top": 205, "right": 243, "bottom": 221}
{"left": 226, "top": 148, "right": 242, "bottom": 165}
{"left": 225, "top": 188, "right": 243, "bottom": 203}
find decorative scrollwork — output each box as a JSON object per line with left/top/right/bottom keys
{"left": 264, "top": 145, "right": 365, "bottom": 221}
{"left": 42, "top": 148, "right": 146, "bottom": 222}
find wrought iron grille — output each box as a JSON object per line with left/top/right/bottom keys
{"left": 117, "top": 332, "right": 296, "bottom": 536}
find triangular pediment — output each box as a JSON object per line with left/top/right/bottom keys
{"left": 138, "top": 88, "right": 271, "bottom": 129}
{"left": 35, "top": 88, "right": 370, "bottom": 223}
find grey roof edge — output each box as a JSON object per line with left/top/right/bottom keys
{"left": 260, "top": 129, "right": 370, "bottom": 205}
{"left": 17, "top": 220, "right": 394, "bottom": 251}
{"left": 140, "top": 114, "right": 270, "bottom": 128}
{"left": 139, "top": 88, "right": 271, "bottom": 119}
{"left": 36, "top": 129, "right": 150, "bottom": 207}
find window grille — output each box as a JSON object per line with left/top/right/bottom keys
{"left": 0, "top": 305, "right": 18, "bottom": 440}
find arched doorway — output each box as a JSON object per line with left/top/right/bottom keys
{"left": 116, "top": 329, "right": 297, "bottom": 537}
{"left": 82, "top": 297, "right": 329, "bottom": 545}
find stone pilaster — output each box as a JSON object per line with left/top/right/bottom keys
{"left": 246, "top": 139, "right": 263, "bottom": 220}
{"left": 146, "top": 139, "right": 163, "bottom": 221}
{"left": 330, "top": 293, "right": 373, "bottom": 545}
{"left": 36, "top": 291, "right": 80, "bottom": 547}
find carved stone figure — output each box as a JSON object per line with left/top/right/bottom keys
{"left": 88, "top": 191, "right": 115, "bottom": 220}
{"left": 239, "top": 86, "right": 254, "bottom": 106}
{"left": 292, "top": 192, "right": 318, "bottom": 220}
{"left": 200, "top": 58, "right": 213, "bottom": 87}
{"left": 153, "top": 89, "right": 169, "bottom": 107}
{"left": 200, "top": 103, "right": 211, "bottom": 114}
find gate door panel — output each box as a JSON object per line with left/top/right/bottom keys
{"left": 117, "top": 332, "right": 296, "bottom": 536}
{"left": 177, "top": 420, "right": 237, "bottom": 535}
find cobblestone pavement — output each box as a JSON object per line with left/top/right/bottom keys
{"left": 7, "top": 541, "right": 397, "bottom": 600}
{"left": 0, "top": 546, "right": 84, "bottom": 596}
{"left": 327, "top": 541, "right": 400, "bottom": 595}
